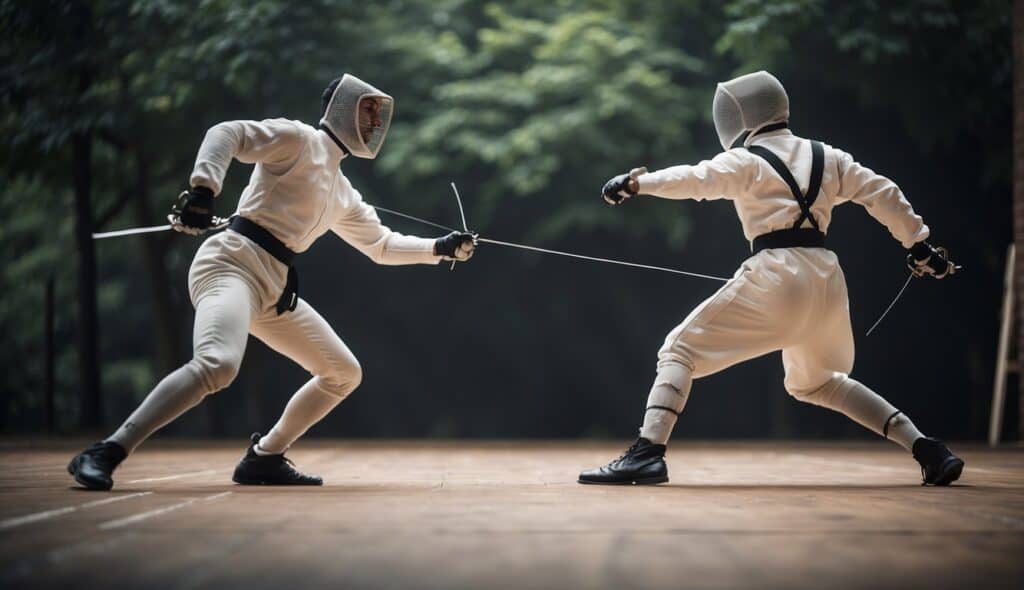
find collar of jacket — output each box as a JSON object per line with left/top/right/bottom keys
{"left": 318, "top": 123, "right": 351, "bottom": 161}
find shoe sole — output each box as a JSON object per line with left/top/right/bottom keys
{"left": 232, "top": 475, "right": 322, "bottom": 486}
{"left": 928, "top": 457, "right": 964, "bottom": 486}
{"left": 577, "top": 475, "right": 669, "bottom": 486}
{"left": 67, "top": 459, "right": 113, "bottom": 491}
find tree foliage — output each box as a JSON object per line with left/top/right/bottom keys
{"left": 0, "top": 0, "right": 1012, "bottom": 438}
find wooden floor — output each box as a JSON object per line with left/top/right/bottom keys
{"left": 0, "top": 440, "right": 1022, "bottom": 590}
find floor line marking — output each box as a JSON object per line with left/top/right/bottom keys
{"left": 126, "top": 469, "right": 219, "bottom": 484}
{"left": 0, "top": 492, "right": 152, "bottom": 531}
{"left": 98, "top": 491, "right": 232, "bottom": 530}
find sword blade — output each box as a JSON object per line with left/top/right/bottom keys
{"left": 92, "top": 224, "right": 172, "bottom": 239}
{"left": 865, "top": 272, "right": 915, "bottom": 336}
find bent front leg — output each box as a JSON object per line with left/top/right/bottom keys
{"left": 251, "top": 299, "right": 363, "bottom": 454}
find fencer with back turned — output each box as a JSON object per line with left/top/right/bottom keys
{"left": 67, "top": 74, "right": 477, "bottom": 490}
{"left": 579, "top": 71, "right": 964, "bottom": 487}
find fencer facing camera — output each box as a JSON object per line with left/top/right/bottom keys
{"left": 319, "top": 74, "right": 395, "bottom": 159}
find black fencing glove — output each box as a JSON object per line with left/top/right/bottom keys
{"left": 601, "top": 167, "right": 647, "bottom": 205}
{"left": 171, "top": 186, "right": 215, "bottom": 235}
{"left": 434, "top": 231, "right": 477, "bottom": 262}
{"left": 907, "top": 241, "right": 960, "bottom": 279}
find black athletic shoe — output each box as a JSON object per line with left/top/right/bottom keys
{"left": 232, "top": 433, "right": 322, "bottom": 486}
{"left": 912, "top": 437, "right": 964, "bottom": 486}
{"left": 67, "top": 441, "right": 128, "bottom": 491}
{"left": 578, "top": 437, "right": 669, "bottom": 485}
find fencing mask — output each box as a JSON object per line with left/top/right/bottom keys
{"left": 712, "top": 71, "right": 789, "bottom": 151}
{"left": 319, "top": 74, "right": 394, "bottom": 159}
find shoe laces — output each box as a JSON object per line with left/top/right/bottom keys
{"left": 608, "top": 439, "right": 645, "bottom": 466}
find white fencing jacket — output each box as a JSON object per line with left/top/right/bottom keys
{"left": 636, "top": 128, "right": 929, "bottom": 249}
{"left": 190, "top": 118, "right": 441, "bottom": 265}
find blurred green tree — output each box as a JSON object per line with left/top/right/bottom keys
{"left": 0, "top": 0, "right": 1012, "bottom": 439}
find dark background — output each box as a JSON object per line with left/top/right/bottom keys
{"left": 0, "top": 0, "right": 1014, "bottom": 441}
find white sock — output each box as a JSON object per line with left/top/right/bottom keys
{"left": 252, "top": 443, "right": 277, "bottom": 456}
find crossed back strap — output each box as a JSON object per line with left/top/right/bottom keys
{"left": 745, "top": 140, "right": 824, "bottom": 230}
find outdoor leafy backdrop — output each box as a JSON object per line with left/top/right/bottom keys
{"left": 0, "top": 0, "right": 1012, "bottom": 439}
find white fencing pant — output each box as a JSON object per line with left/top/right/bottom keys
{"left": 640, "top": 247, "right": 923, "bottom": 449}
{"left": 108, "top": 231, "right": 361, "bottom": 454}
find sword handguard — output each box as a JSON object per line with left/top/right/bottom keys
{"left": 168, "top": 190, "right": 230, "bottom": 236}
{"left": 906, "top": 246, "right": 961, "bottom": 279}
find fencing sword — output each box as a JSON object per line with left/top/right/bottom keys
{"left": 93, "top": 219, "right": 230, "bottom": 240}
{"left": 864, "top": 248, "right": 962, "bottom": 336}
{"left": 93, "top": 191, "right": 229, "bottom": 239}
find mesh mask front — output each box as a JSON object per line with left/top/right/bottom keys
{"left": 712, "top": 71, "right": 789, "bottom": 151}
{"left": 319, "top": 74, "right": 394, "bottom": 159}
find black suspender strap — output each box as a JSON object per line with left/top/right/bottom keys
{"left": 228, "top": 216, "right": 300, "bottom": 315}
{"left": 745, "top": 140, "right": 825, "bottom": 231}
{"left": 803, "top": 140, "right": 825, "bottom": 229}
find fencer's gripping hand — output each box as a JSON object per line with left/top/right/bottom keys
{"left": 434, "top": 231, "right": 478, "bottom": 262}
{"left": 907, "top": 241, "right": 960, "bottom": 279}
{"left": 170, "top": 186, "right": 215, "bottom": 235}
{"left": 601, "top": 167, "right": 647, "bottom": 205}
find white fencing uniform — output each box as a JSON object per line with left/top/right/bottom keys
{"left": 108, "top": 119, "right": 441, "bottom": 454}
{"left": 636, "top": 127, "right": 927, "bottom": 449}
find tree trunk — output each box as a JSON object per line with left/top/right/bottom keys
{"left": 132, "top": 150, "right": 181, "bottom": 376}
{"left": 1015, "top": 0, "right": 1024, "bottom": 439}
{"left": 72, "top": 131, "right": 102, "bottom": 429}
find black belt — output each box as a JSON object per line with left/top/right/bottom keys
{"left": 228, "top": 216, "right": 299, "bottom": 315}
{"left": 751, "top": 228, "right": 827, "bottom": 255}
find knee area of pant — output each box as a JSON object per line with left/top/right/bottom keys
{"left": 190, "top": 353, "right": 242, "bottom": 392}
{"left": 787, "top": 373, "right": 849, "bottom": 404}
{"left": 318, "top": 358, "right": 362, "bottom": 396}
